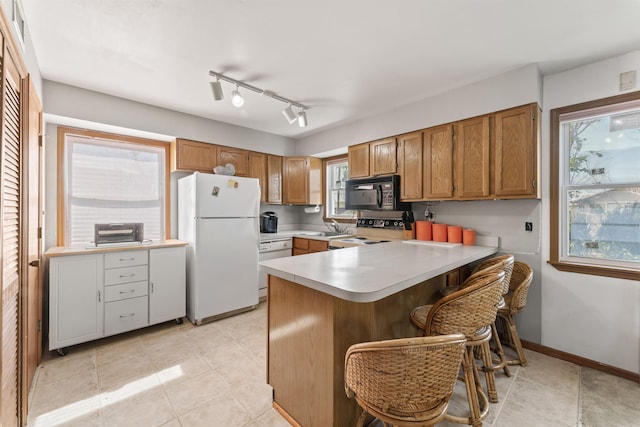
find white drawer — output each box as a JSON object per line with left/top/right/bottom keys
{"left": 105, "top": 265, "right": 148, "bottom": 286}
{"left": 105, "top": 250, "right": 148, "bottom": 269}
{"left": 104, "top": 281, "right": 148, "bottom": 303}
{"left": 104, "top": 296, "right": 148, "bottom": 336}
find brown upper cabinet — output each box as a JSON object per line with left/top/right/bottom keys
{"left": 348, "top": 103, "right": 540, "bottom": 202}
{"left": 171, "top": 138, "right": 217, "bottom": 173}
{"left": 369, "top": 137, "right": 397, "bottom": 176}
{"left": 267, "top": 155, "right": 283, "bottom": 204}
{"left": 423, "top": 124, "right": 455, "bottom": 200}
{"left": 455, "top": 116, "right": 491, "bottom": 199}
{"left": 493, "top": 103, "right": 539, "bottom": 198}
{"left": 348, "top": 143, "right": 370, "bottom": 178}
{"left": 397, "top": 131, "right": 423, "bottom": 200}
{"left": 217, "top": 146, "right": 249, "bottom": 176}
{"left": 283, "top": 156, "right": 322, "bottom": 205}
{"left": 248, "top": 152, "right": 267, "bottom": 202}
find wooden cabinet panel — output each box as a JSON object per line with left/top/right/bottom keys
{"left": 309, "top": 240, "right": 329, "bottom": 253}
{"left": 292, "top": 237, "right": 328, "bottom": 255}
{"left": 397, "top": 132, "right": 423, "bottom": 200}
{"left": 171, "top": 139, "right": 216, "bottom": 172}
{"left": 248, "top": 152, "right": 267, "bottom": 202}
{"left": 267, "top": 155, "right": 283, "bottom": 204}
{"left": 494, "top": 104, "right": 538, "bottom": 197}
{"left": 369, "top": 138, "right": 397, "bottom": 176}
{"left": 424, "top": 124, "right": 455, "bottom": 199}
{"left": 283, "top": 157, "right": 322, "bottom": 205}
{"left": 217, "top": 146, "right": 249, "bottom": 176}
{"left": 456, "top": 117, "right": 490, "bottom": 199}
{"left": 348, "top": 143, "right": 370, "bottom": 178}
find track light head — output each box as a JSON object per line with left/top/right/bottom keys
{"left": 297, "top": 110, "right": 308, "bottom": 127}
{"left": 210, "top": 80, "right": 224, "bottom": 101}
{"left": 282, "top": 104, "right": 297, "bottom": 124}
{"left": 231, "top": 85, "right": 244, "bottom": 107}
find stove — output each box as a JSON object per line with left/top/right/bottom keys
{"left": 330, "top": 217, "right": 404, "bottom": 248}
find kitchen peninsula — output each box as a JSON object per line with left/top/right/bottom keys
{"left": 260, "top": 241, "right": 498, "bottom": 427}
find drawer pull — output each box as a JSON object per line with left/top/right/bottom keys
{"left": 119, "top": 313, "right": 135, "bottom": 318}
{"left": 119, "top": 289, "right": 135, "bottom": 294}
{"left": 119, "top": 273, "right": 136, "bottom": 278}
{"left": 119, "top": 257, "right": 135, "bottom": 261}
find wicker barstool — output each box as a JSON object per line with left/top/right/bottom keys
{"left": 414, "top": 255, "right": 514, "bottom": 403}
{"left": 497, "top": 261, "right": 533, "bottom": 367}
{"left": 410, "top": 271, "right": 505, "bottom": 427}
{"left": 345, "top": 333, "right": 467, "bottom": 427}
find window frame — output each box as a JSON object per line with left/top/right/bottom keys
{"left": 56, "top": 126, "right": 171, "bottom": 246}
{"left": 323, "top": 155, "right": 356, "bottom": 222}
{"left": 549, "top": 91, "right": 640, "bottom": 281}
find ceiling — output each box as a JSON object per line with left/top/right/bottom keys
{"left": 22, "top": 0, "right": 640, "bottom": 139}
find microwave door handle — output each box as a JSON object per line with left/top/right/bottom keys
{"left": 376, "top": 184, "right": 383, "bottom": 208}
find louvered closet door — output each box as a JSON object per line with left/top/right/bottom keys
{"left": 1, "top": 45, "right": 22, "bottom": 427}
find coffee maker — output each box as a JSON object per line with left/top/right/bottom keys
{"left": 260, "top": 211, "right": 278, "bottom": 233}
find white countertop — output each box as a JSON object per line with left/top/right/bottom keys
{"left": 259, "top": 241, "right": 498, "bottom": 303}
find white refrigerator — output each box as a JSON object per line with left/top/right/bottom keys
{"left": 178, "top": 172, "right": 260, "bottom": 324}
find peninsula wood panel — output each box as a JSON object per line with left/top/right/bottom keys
{"left": 456, "top": 116, "right": 490, "bottom": 199}
{"left": 347, "top": 142, "right": 370, "bottom": 178}
{"left": 494, "top": 104, "right": 538, "bottom": 197}
{"left": 423, "top": 124, "right": 455, "bottom": 199}
{"left": 397, "top": 131, "right": 423, "bottom": 200}
{"left": 267, "top": 274, "right": 446, "bottom": 426}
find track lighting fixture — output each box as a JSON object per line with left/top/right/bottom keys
{"left": 231, "top": 85, "right": 244, "bottom": 107}
{"left": 282, "top": 104, "right": 297, "bottom": 124}
{"left": 210, "top": 78, "right": 224, "bottom": 101}
{"left": 209, "top": 70, "right": 309, "bottom": 126}
{"left": 297, "top": 109, "right": 307, "bottom": 128}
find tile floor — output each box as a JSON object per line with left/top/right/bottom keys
{"left": 27, "top": 302, "right": 639, "bottom": 426}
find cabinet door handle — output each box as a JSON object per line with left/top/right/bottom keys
{"left": 119, "top": 289, "right": 135, "bottom": 294}
{"left": 98, "top": 290, "right": 101, "bottom": 302}
{"left": 119, "top": 257, "right": 135, "bottom": 261}
{"left": 151, "top": 282, "right": 154, "bottom": 293}
{"left": 119, "top": 313, "right": 135, "bottom": 318}
{"left": 119, "top": 273, "right": 136, "bottom": 278}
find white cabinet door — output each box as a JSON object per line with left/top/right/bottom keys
{"left": 49, "top": 254, "right": 104, "bottom": 350}
{"left": 149, "top": 247, "right": 186, "bottom": 324}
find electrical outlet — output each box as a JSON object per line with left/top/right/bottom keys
{"left": 525, "top": 222, "right": 533, "bottom": 232}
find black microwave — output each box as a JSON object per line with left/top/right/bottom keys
{"left": 345, "top": 175, "right": 411, "bottom": 211}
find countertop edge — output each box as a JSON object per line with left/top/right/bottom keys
{"left": 44, "top": 239, "right": 189, "bottom": 257}
{"left": 261, "top": 245, "right": 498, "bottom": 303}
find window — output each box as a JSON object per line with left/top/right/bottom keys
{"left": 57, "top": 127, "right": 169, "bottom": 246}
{"left": 550, "top": 92, "right": 640, "bottom": 280}
{"left": 325, "top": 157, "right": 355, "bottom": 220}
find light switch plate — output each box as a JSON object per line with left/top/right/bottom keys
{"left": 620, "top": 70, "right": 637, "bottom": 91}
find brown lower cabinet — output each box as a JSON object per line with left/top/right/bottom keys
{"left": 292, "top": 237, "right": 328, "bottom": 256}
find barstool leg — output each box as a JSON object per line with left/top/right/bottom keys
{"left": 503, "top": 313, "right": 528, "bottom": 367}
{"left": 490, "top": 322, "right": 511, "bottom": 377}
{"left": 444, "top": 345, "right": 489, "bottom": 427}
{"left": 480, "top": 340, "right": 498, "bottom": 403}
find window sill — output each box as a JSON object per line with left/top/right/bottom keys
{"left": 548, "top": 260, "right": 639, "bottom": 281}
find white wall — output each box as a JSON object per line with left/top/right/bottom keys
{"left": 296, "top": 64, "right": 542, "bottom": 157}
{"left": 43, "top": 81, "right": 295, "bottom": 155}
{"left": 540, "top": 51, "right": 640, "bottom": 374}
